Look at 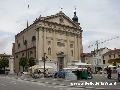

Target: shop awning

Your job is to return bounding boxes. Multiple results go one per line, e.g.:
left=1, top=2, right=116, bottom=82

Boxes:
left=107, top=58, right=120, bottom=63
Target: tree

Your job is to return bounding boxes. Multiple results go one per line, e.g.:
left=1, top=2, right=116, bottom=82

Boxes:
left=19, top=57, right=28, bottom=72
left=0, top=58, right=9, bottom=72
left=28, top=57, right=36, bottom=67
left=0, top=59, right=3, bottom=69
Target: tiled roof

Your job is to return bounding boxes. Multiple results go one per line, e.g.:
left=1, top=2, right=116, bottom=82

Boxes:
left=81, top=53, right=93, bottom=57
left=103, top=49, right=120, bottom=55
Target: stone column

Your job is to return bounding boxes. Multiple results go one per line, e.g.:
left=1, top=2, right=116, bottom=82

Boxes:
left=9, top=56, right=14, bottom=74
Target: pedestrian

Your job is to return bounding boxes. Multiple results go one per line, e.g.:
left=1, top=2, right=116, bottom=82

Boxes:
left=45, top=69, right=48, bottom=78
left=116, top=65, right=120, bottom=81
left=107, top=67, right=112, bottom=79
left=106, top=66, right=108, bottom=74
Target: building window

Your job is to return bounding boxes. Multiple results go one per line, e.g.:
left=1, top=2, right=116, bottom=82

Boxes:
left=18, top=43, right=20, bottom=48
left=86, top=58, right=87, bottom=60
left=99, top=52, right=101, bottom=56
left=48, top=41, right=51, bottom=45
left=30, top=51, right=33, bottom=55
left=70, top=44, right=73, bottom=48
left=32, top=36, right=36, bottom=42
left=57, top=42, right=65, bottom=47
left=48, top=47, right=51, bottom=55
left=99, top=59, right=101, bottom=64
left=109, top=55, right=111, bottom=58
left=103, top=60, right=105, bottom=64
left=114, top=54, right=115, bottom=58
left=118, top=54, right=120, bottom=57
left=71, top=50, right=73, bottom=57
left=16, top=55, right=18, bottom=58
left=24, top=40, right=27, bottom=45
left=103, top=56, right=104, bottom=59
left=22, top=53, right=24, bottom=57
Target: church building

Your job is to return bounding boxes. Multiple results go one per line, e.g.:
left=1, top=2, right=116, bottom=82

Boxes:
left=14, top=9, right=83, bottom=72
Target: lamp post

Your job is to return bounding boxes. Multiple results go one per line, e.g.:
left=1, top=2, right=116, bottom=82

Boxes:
left=42, top=53, right=48, bottom=78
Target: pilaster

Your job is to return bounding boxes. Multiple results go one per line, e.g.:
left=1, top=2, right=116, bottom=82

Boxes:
left=77, top=35, right=80, bottom=61
left=37, top=27, right=43, bottom=60
left=67, top=33, right=70, bottom=61
left=43, top=28, right=47, bottom=55
left=53, top=29, right=56, bottom=60
left=74, top=34, right=77, bottom=60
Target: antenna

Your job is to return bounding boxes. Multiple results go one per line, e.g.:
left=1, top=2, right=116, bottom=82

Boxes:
left=27, top=5, right=29, bottom=28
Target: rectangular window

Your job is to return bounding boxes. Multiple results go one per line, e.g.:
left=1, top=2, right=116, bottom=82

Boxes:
left=57, top=42, right=61, bottom=47
left=99, top=52, right=101, bottom=56
left=103, top=60, right=105, bottom=64
left=114, top=54, right=115, bottom=58
left=57, top=42, right=65, bottom=47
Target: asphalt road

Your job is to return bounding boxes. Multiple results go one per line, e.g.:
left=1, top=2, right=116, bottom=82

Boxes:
left=1, top=74, right=120, bottom=90
left=0, top=75, right=61, bottom=90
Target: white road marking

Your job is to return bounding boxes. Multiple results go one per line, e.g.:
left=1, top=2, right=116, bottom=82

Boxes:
left=85, top=87, right=94, bottom=89
left=67, top=88, right=84, bottom=90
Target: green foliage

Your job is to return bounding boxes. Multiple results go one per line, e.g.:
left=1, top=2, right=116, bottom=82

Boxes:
left=19, top=57, right=28, bottom=71
left=0, top=58, right=9, bottom=70
left=28, top=57, right=36, bottom=67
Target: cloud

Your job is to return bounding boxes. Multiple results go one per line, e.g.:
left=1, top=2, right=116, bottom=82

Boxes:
left=0, top=34, right=14, bottom=54
left=0, top=0, right=120, bottom=54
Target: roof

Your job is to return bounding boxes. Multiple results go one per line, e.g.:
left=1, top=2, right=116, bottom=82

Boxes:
left=15, top=11, right=81, bottom=37
left=81, top=53, right=93, bottom=57
left=103, top=49, right=120, bottom=56
left=0, top=54, right=12, bottom=57
left=37, top=11, right=79, bottom=27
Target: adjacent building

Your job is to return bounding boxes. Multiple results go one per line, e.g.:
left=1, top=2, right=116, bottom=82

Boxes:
left=14, top=10, right=83, bottom=72
left=103, top=48, right=120, bottom=68
left=0, top=53, right=12, bottom=71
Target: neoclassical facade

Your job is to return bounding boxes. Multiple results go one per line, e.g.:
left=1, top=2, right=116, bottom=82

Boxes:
left=14, top=10, right=83, bottom=72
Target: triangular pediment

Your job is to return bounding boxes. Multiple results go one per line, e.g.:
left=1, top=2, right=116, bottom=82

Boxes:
left=44, top=11, right=78, bottom=27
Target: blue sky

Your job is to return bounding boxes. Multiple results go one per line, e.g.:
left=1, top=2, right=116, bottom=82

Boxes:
left=0, top=0, right=120, bottom=54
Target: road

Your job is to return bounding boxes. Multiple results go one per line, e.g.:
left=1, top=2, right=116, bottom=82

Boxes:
left=0, top=74, right=120, bottom=90
left=0, top=75, right=61, bottom=90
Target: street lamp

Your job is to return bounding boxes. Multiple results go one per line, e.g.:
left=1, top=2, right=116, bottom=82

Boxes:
left=42, top=53, right=48, bottom=78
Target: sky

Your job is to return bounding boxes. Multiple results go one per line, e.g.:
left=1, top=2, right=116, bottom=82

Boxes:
left=0, top=0, right=120, bottom=55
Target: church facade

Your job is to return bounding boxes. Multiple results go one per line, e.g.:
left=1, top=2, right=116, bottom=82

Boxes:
left=14, top=10, right=83, bottom=72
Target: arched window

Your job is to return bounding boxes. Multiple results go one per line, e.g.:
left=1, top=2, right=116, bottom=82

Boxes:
left=32, top=36, right=36, bottom=42
left=22, top=53, right=24, bottom=56
left=24, top=40, right=27, bottom=45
